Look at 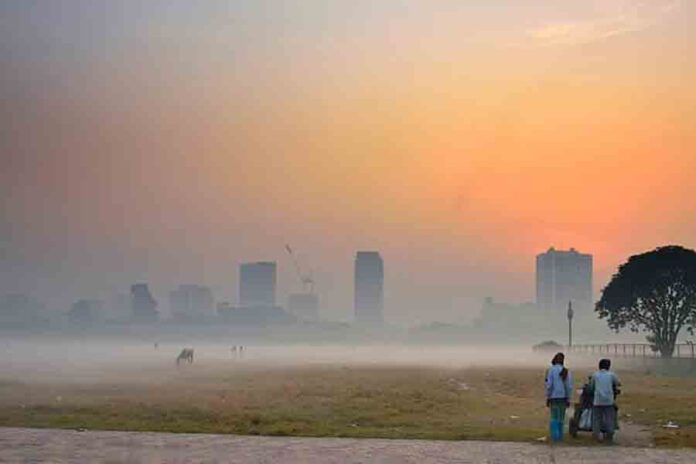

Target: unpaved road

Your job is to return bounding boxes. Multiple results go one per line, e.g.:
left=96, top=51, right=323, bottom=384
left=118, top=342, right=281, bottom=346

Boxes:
left=1, top=427, right=695, bottom=464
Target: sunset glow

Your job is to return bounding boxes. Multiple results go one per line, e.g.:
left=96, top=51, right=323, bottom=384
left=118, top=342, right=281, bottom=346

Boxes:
left=2, top=0, right=694, bottom=324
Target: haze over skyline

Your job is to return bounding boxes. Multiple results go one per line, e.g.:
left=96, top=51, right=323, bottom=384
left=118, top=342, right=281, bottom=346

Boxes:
left=2, top=1, right=694, bottom=325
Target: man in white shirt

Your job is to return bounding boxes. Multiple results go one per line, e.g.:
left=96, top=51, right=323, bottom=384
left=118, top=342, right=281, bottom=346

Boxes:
left=590, top=358, right=621, bottom=442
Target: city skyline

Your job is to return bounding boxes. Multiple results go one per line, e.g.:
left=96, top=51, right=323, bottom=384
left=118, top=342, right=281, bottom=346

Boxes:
left=0, top=242, right=691, bottom=326
left=2, top=245, right=602, bottom=327
left=2, top=1, right=695, bottom=325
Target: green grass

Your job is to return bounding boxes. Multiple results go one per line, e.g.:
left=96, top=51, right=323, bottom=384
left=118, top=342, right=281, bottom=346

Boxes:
left=1, top=364, right=694, bottom=446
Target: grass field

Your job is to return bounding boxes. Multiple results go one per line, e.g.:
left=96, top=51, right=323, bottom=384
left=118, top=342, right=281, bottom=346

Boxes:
left=1, top=362, right=695, bottom=447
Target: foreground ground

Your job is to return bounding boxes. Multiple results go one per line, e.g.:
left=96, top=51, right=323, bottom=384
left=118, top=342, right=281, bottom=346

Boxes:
left=0, top=360, right=694, bottom=447
left=2, top=427, right=696, bottom=464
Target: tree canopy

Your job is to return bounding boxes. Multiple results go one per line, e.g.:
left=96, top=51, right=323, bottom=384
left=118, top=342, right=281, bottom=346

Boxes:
left=596, top=245, right=696, bottom=357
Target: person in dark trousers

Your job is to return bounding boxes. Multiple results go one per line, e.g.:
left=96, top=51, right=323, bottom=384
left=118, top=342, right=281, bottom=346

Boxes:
left=545, top=352, right=573, bottom=442
left=590, top=358, right=621, bottom=443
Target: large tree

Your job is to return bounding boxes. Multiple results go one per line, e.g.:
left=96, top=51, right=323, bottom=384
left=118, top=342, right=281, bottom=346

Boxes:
left=596, top=246, right=696, bottom=358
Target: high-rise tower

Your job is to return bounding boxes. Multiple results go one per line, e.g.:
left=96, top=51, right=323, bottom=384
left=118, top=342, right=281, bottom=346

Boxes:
left=239, top=262, right=277, bottom=307
left=354, top=251, right=384, bottom=327
left=536, top=247, right=592, bottom=313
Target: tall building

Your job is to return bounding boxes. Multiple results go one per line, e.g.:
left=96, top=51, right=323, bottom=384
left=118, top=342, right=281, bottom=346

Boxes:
left=536, top=247, right=593, bottom=313
left=239, top=262, right=277, bottom=307
left=354, top=251, right=384, bottom=327
left=169, top=284, right=215, bottom=321
left=130, top=283, right=158, bottom=323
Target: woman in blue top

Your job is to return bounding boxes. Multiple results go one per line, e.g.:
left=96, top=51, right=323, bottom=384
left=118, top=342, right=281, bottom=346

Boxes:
left=545, top=352, right=573, bottom=442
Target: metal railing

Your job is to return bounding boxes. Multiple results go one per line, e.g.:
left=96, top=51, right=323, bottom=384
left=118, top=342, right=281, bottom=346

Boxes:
left=567, top=342, right=696, bottom=358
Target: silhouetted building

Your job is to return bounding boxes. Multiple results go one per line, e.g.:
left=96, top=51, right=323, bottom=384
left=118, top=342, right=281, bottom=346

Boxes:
left=67, top=299, right=103, bottom=327
left=536, top=247, right=593, bottom=313
left=239, top=262, right=276, bottom=307
left=0, top=293, right=43, bottom=328
left=287, top=293, right=319, bottom=321
left=354, top=251, right=384, bottom=327
left=216, top=301, right=234, bottom=314
left=217, top=304, right=296, bottom=325
left=475, top=297, right=541, bottom=332
left=130, top=283, right=158, bottom=323
left=169, top=284, right=214, bottom=322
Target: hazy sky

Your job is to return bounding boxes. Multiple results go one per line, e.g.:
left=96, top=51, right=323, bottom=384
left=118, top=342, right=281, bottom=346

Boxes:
left=1, top=0, right=694, bottom=325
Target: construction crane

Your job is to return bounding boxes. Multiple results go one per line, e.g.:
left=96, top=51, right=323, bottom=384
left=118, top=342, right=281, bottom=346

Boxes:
left=285, top=244, right=315, bottom=293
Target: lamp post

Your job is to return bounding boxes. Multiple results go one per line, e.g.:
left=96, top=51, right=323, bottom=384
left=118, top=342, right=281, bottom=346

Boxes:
left=567, top=301, right=574, bottom=350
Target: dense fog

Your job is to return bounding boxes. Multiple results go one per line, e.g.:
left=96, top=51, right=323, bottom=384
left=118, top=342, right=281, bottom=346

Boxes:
left=1, top=336, right=607, bottom=385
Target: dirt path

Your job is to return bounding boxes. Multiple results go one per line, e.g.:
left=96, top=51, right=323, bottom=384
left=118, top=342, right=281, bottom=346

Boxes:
left=1, top=427, right=695, bottom=464
left=615, top=422, right=654, bottom=447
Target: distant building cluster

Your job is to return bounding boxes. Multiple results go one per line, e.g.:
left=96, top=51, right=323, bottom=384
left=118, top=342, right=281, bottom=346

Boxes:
left=67, top=299, right=103, bottom=327
left=1, top=245, right=596, bottom=336
left=287, top=293, right=319, bottom=321
left=1, top=250, right=386, bottom=330
left=0, top=294, right=44, bottom=328
left=170, top=284, right=215, bottom=321
left=470, top=247, right=595, bottom=340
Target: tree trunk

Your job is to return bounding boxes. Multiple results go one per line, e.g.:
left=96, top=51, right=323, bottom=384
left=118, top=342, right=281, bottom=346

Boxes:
left=659, top=340, right=675, bottom=358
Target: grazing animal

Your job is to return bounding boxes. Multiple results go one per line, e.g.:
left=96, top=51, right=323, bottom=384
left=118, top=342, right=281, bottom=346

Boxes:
left=176, top=348, right=194, bottom=365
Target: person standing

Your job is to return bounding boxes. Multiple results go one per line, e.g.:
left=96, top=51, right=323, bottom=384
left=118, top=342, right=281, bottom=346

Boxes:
left=545, top=352, right=573, bottom=442
left=590, top=358, right=621, bottom=443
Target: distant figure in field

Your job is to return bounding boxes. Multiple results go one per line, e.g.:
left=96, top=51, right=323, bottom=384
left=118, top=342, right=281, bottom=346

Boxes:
left=231, top=346, right=237, bottom=358
left=544, top=352, right=572, bottom=442
left=154, top=342, right=159, bottom=350
left=239, top=345, right=244, bottom=358
left=176, top=348, right=194, bottom=365
left=590, top=358, right=621, bottom=443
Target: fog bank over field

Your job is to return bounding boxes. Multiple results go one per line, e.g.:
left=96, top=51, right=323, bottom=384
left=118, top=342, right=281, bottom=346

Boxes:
left=0, top=338, right=603, bottom=384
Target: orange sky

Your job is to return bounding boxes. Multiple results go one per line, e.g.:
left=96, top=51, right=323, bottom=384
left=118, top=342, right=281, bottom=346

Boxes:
left=1, top=0, right=694, bottom=324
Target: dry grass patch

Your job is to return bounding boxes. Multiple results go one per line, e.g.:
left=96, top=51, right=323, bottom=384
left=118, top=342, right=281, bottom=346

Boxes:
left=1, top=363, right=694, bottom=446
